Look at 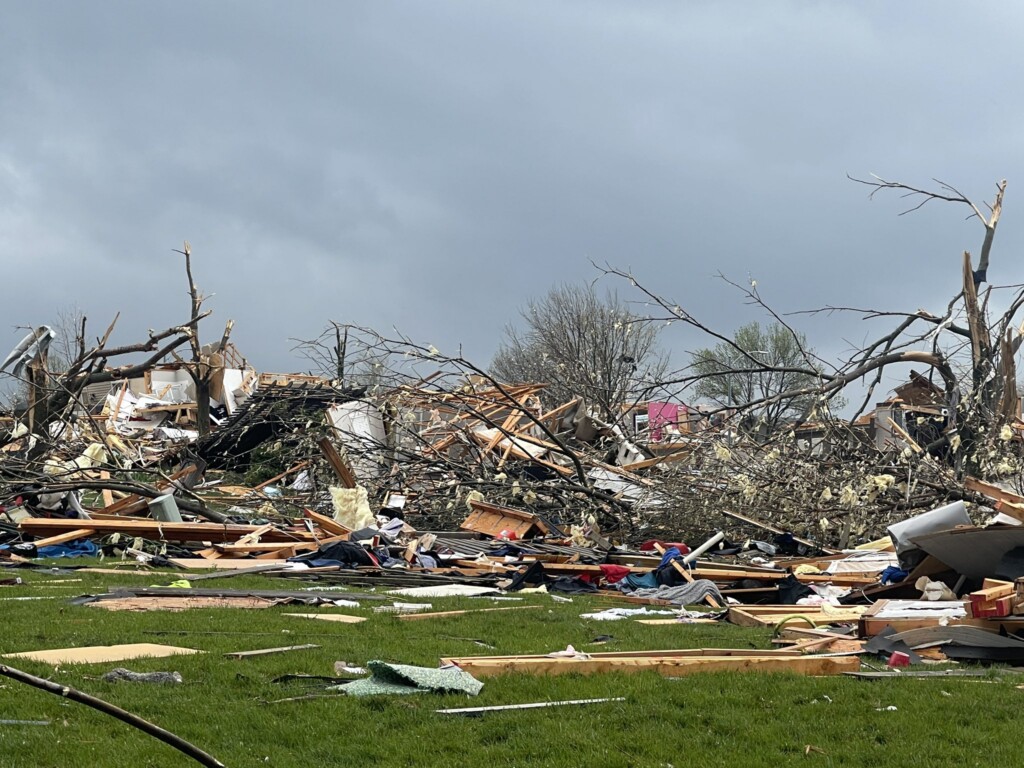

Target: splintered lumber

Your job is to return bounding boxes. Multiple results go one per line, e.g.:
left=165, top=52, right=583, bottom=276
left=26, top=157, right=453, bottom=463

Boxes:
left=396, top=605, right=542, bottom=621
left=318, top=437, right=357, bottom=488
left=254, top=461, right=310, bottom=491
left=963, top=475, right=1024, bottom=523
left=460, top=500, right=550, bottom=539
left=619, top=451, right=691, bottom=472
left=859, top=599, right=970, bottom=636
left=722, top=509, right=839, bottom=555
left=965, top=476, right=1024, bottom=507
left=2, top=643, right=201, bottom=665
left=224, top=644, right=320, bottom=659
left=20, top=518, right=313, bottom=544
left=442, top=653, right=859, bottom=678
left=100, top=470, right=115, bottom=507
left=302, top=508, right=352, bottom=537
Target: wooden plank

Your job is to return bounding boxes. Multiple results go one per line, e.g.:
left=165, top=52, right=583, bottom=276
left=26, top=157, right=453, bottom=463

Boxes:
left=302, top=508, right=352, bottom=537
left=30, top=528, right=97, bottom=548
left=721, top=509, right=839, bottom=554
left=225, top=644, right=320, bottom=659
left=283, top=613, right=367, bottom=624
left=214, top=542, right=317, bottom=553
left=460, top=499, right=548, bottom=538
left=443, top=654, right=859, bottom=678
left=728, top=606, right=866, bottom=629
left=20, top=518, right=312, bottom=544
left=255, top=546, right=299, bottom=560
left=965, top=476, right=1024, bottom=507
left=319, top=437, right=357, bottom=488
left=634, top=618, right=720, bottom=625
left=100, top=471, right=114, bottom=507
left=886, top=417, right=923, bottom=454
left=535, top=562, right=876, bottom=586
left=970, top=581, right=1014, bottom=602
left=445, top=648, right=806, bottom=663
left=397, top=606, right=542, bottom=621
left=619, top=451, right=692, bottom=472
left=254, top=461, right=310, bottom=491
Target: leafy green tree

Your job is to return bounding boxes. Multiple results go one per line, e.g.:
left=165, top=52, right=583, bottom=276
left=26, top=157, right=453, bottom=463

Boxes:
left=691, top=321, right=827, bottom=434
left=491, top=284, right=668, bottom=421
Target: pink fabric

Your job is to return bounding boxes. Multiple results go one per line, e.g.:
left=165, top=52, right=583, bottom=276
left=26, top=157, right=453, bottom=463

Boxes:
left=647, top=402, right=680, bottom=441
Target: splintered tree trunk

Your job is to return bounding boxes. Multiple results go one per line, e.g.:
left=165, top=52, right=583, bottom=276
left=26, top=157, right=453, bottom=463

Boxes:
left=26, top=356, right=49, bottom=433
left=195, top=378, right=212, bottom=437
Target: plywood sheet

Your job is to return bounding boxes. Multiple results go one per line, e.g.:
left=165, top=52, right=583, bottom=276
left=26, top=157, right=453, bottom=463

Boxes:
left=87, top=596, right=274, bottom=611
left=3, top=643, right=202, bottom=665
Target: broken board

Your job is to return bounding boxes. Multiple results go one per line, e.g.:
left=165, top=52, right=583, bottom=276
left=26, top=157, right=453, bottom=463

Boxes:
left=728, top=605, right=867, bottom=628
left=283, top=613, right=367, bottom=624
left=460, top=499, right=549, bottom=539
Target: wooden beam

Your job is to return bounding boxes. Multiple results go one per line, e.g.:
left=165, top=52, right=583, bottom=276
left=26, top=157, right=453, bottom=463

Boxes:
left=302, top=508, right=352, bottom=538
left=318, top=437, right=357, bottom=488
left=254, top=461, right=310, bottom=491
left=224, top=644, right=319, bottom=659
left=30, top=528, right=97, bottom=548
left=396, top=606, right=542, bottom=622
left=721, top=509, right=839, bottom=554
left=20, top=518, right=313, bottom=544
left=441, top=654, right=859, bottom=678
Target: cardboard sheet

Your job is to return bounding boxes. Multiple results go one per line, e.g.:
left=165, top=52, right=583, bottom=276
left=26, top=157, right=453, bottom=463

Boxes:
left=3, top=643, right=202, bottom=665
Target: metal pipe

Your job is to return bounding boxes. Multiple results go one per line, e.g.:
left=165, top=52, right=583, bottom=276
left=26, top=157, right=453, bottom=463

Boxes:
left=682, top=530, right=725, bottom=565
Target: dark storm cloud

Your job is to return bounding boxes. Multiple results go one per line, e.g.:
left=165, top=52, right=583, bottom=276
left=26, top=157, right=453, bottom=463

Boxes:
left=1, top=1, right=1022, bottom=392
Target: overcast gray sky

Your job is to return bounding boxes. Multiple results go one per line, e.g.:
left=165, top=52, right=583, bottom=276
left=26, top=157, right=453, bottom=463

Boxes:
left=2, top=2, right=1021, bottom=397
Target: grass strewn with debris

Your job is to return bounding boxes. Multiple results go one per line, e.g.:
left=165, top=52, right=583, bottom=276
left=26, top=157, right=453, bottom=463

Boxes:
left=0, top=563, right=1018, bottom=767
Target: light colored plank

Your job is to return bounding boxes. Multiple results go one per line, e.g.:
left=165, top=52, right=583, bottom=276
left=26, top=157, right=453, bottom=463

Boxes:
left=283, top=613, right=367, bottom=624
left=443, top=654, right=859, bottom=678
left=396, top=606, right=542, bottom=621
left=225, top=644, right=320, bottom=659
left=3, top=643, right=201, bottom=665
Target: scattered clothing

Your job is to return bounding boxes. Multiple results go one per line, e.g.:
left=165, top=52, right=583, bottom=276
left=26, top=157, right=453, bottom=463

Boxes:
left=619, top=579, right=725, bottom=607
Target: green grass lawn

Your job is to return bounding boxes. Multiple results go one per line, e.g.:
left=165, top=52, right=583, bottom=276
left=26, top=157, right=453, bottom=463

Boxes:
left=0, top=562, right=1018, bottom=767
